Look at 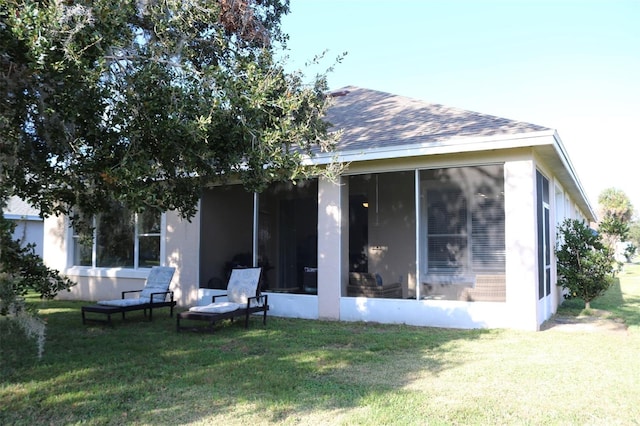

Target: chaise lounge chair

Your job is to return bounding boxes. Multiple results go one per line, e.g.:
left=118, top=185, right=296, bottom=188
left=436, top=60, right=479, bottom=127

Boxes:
left=81, top=266, right=176, bottom=324
left=177, top=267, right=268, bottom=332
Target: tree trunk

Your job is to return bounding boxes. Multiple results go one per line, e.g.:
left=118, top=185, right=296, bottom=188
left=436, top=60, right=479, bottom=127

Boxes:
left=585, top=301, right=591, bottom=309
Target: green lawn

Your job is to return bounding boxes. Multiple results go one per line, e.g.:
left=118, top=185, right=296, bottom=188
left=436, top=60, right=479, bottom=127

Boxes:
left=2, top=265, right=640, bottom=425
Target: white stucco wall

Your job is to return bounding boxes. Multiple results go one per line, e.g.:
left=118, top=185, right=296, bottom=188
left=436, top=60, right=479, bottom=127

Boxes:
left=165, top=209, right=200, bottom=307
left=316, top=176, right=346, bottom=320
left=43, top=208, right=201, bottom=306
left=340, top=297, right=511, bottom=329
left=504, top=159, right=539, bottom=330
left=9, top=218, right=44, bottom=258
left=265, top=293, right=319, bottom=319
left=43, top=214, right=68, bottom=274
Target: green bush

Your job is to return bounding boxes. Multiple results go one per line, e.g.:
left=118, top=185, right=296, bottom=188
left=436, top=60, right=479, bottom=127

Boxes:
left=556, top=219, right=616, bottom=309
left=1, top=215, right=73, bottom=359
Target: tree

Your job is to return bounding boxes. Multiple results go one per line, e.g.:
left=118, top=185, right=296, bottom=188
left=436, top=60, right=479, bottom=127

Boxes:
left=0, top=205, right=73, bottom=358
left=628, top=220, right=640, bottom=250
left=597, top=188, right=634, bottom=251
left=1, top=0, right=337, bottom=223
left=1, top=1, right=338, bottom=283
left=556, top=219, right=616, bottom=309
left=0, top=0, right=338, bottom=353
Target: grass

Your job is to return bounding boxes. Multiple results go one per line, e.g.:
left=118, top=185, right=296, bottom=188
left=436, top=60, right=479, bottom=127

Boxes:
left=2, top=265, right=640, bottom=425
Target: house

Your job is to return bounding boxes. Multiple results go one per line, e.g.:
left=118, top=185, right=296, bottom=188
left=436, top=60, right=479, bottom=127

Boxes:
left=3, top=196, right=44, bottom=257
left=44, top=86, right=595, bottom=330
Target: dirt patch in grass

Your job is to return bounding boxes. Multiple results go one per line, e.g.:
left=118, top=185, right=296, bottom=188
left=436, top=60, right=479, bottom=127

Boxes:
left=541, top=309, right=628, bottom=334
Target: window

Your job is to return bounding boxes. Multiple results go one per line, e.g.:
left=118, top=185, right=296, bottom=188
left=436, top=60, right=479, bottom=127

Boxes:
left=425, top=184, right=468, bottom=274
left=537, top=170, right=551, bottom=299
left=420, top=165, right=505, bottom=295
left=72, top=205, right=162, bottom=268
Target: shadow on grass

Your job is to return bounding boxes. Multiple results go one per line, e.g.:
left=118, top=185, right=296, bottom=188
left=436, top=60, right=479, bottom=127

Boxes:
left=0, top=299, right=495, bottom=425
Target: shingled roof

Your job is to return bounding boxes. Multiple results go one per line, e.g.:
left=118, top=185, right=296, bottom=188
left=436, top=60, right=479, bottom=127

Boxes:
left=325, top=86, right=551, bottom=152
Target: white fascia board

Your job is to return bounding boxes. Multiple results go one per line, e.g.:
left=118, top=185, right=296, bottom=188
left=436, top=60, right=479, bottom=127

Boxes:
left=551, top=131, right=597, bottom=221
left=302, top=130, right=558, bottom=165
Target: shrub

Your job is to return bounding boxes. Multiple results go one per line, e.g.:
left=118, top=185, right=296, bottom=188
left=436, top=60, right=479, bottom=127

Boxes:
left=624, top=243, right=637, bottom=263
left=556, top=219, right=616, bottom=309
left=0, top=215, right=73, bottom=359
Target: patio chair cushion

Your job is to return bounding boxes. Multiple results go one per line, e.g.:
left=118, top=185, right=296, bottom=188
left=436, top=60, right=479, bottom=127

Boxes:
left=98, top=298, right=150, bottom=307
left=188, top=302, right=241, bottom=314
left=227, top=268, right=262, bottom=304
left=139, top=266, right=175, bottom=302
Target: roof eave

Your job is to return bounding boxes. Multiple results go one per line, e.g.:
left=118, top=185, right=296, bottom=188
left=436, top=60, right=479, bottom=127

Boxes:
left=301, top=129, right=596, bottom=222
left=550, top=131, right=597, bottom=222
left=302, top=130, right=557, bottom=165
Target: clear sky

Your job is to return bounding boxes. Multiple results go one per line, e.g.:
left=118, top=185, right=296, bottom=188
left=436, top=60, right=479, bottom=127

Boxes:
left=281, top=0, right=640, bottom=216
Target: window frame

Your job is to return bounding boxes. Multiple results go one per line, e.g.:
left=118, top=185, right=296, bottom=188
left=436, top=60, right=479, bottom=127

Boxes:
left=70, top=210, right=165, bottom=270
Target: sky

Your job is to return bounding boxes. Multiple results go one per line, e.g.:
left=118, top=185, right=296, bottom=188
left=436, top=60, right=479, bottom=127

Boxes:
left=280, top=0, right=640, bottom=216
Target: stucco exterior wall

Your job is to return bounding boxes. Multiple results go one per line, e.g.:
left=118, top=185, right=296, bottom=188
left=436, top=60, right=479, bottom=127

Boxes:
left=10, top=218, right=44, bottom=258
left=503, top=159, right=539, bottom=330
left=165, top=209, right=201, bottom=307
left=317, top=176, right=346, bottom=320
left=43, top=214, right=67, bottom=273
left=43, top=208, right=201, bottom=306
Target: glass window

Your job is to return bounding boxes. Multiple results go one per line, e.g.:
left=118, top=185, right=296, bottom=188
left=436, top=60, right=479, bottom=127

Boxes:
left=72, top=205, right=162, bottom=269
left=137, top=210, right=162, bottom=268
left=96, top=204, right=135, bottom=267
left=419, top=165, right=505, bottom=301
left=425, top=185, right=468, bottom=272
left=537, top=170, right=551, bottom=299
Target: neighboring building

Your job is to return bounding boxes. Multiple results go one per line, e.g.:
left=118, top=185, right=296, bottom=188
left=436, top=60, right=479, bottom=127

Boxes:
left=44, top=87, right=595, bottom=330
left=3, top=196, right=44, bottom=257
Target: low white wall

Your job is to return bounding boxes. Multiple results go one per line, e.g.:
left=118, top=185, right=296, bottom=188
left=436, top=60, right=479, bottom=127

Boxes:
left=55, top=268, right=150, bottom=302
left=265, top=293, right=319, bottom=320
left=339, top=297, right=512, bottom=329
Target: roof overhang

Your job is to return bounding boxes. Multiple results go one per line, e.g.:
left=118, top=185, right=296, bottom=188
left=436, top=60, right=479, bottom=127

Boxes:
left=302, top=129, right=596, bottom=222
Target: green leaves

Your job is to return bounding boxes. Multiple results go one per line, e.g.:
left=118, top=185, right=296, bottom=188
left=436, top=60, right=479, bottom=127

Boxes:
left=0, top=213, right=74, bottom=315
left=2, top=0, right=335, bottom=224
left=556, top=219, right=616, bottom=308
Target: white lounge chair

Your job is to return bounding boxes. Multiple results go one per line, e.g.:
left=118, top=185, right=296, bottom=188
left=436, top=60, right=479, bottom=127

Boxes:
left=176, top=267, right=268, bottom=332
left=81, top=266, right=176, bottom=324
